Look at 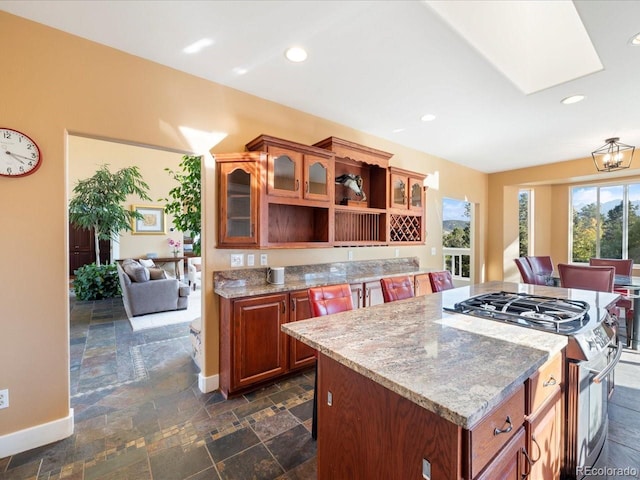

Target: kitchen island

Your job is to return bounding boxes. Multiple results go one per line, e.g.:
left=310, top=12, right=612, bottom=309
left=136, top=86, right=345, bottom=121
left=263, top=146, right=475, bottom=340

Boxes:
left=282, top=281, right=616, bottom=479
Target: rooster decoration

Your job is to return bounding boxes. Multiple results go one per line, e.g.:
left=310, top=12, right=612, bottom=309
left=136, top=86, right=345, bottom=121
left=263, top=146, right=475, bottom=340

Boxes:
left=335, top=173, right=366, bottom=202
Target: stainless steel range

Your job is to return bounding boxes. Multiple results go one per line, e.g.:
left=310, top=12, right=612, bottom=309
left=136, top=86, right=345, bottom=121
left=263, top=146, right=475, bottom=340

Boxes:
left=446, top=291, right=623, bottom=480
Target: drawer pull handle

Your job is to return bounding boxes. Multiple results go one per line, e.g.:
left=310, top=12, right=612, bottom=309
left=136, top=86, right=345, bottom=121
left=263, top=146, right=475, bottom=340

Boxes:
left=493, top=416, right=513, bottom=435
left=530, top=436, right=541, bottom=463
left=522, top=445, right=533, bottom=479
left=543, top=375, right=557, bottom=387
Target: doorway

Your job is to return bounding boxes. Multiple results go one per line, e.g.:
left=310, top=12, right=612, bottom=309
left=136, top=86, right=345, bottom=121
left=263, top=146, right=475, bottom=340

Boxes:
left=69, top=223, right=110, bottom=275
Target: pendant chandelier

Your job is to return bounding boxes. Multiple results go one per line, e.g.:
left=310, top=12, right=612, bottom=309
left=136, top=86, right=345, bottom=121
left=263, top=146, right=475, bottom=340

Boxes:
left=592, top=137, right=635, bottom=172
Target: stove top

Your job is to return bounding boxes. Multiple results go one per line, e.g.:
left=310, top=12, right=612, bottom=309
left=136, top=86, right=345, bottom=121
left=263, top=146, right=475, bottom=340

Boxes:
left=444, top=291, right=616, bottom=361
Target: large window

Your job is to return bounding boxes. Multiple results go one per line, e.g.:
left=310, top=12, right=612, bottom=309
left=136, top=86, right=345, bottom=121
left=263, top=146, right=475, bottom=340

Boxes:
left=442, top=197, right=471, bottom=279
left=519, top=190, right=531, bottom=257
left=571, top=183, right=640, bottom=262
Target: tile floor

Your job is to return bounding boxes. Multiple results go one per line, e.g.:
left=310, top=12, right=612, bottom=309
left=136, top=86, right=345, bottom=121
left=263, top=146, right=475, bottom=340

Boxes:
left=1, top=297, right=639, bottom=479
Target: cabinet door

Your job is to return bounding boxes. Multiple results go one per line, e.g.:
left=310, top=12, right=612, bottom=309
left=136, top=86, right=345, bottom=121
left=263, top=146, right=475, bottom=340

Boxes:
left=218, top=161, right=259, bottom=246
left=409, top=177, right=423, bottom=211
left=390, top=173, right=408, bottom=209
left=303, top=154, right=332, bottom=202
left=232, top=294, right=288, bottom=389
left=364, top=280, right=384, bottom=307
left=289, top=290, right=316, bottom=370
left=350, top=283, right=364, bottom=308
left=267, top=146, right=302, bottom=198
left=475, top=426, right=525, bottom=480
left=414, top=273, right=432, bottom=296
left=526, top=391, right=562, bottom=480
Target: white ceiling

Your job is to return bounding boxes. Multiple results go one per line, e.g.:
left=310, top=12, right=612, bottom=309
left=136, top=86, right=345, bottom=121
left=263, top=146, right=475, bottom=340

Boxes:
left=3, top=0, right=640, bottom=173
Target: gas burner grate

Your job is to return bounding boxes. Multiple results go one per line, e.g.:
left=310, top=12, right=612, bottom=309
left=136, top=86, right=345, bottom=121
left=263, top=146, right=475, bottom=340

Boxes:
left=447, top=291, right=590, bottom=333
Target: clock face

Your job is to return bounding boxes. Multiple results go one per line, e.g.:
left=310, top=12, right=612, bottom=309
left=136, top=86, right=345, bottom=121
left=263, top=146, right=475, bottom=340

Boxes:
left=0, top=128, right=42, bottom=177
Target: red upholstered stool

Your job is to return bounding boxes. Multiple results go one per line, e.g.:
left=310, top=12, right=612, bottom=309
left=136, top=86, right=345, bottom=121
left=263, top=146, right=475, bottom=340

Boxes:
left=307, top=284, right=354, bottom=439
left=380, top=276, right=415, bottom=302
left=428, top=271, right=455, bottom=292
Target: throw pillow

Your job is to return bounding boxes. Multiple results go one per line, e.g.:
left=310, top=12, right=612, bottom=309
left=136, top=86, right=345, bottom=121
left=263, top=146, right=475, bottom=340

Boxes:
left=123, top=261, right=150, bottom=283
left=139, top=258, right=155, bottom=268
left=148, top=267, right=166, bottom=280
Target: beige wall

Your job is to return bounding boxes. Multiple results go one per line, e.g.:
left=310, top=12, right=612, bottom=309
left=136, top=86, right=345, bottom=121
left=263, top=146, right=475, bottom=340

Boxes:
left=0, top=11, right=489, bottom=446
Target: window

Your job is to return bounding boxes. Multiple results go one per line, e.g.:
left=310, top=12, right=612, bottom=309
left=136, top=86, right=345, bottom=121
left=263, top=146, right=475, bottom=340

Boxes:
left=442, top=198, right=471, bottom=279
left=519, top=190, right=531, bottom=257
left=571, top=183, right=640, bottom=262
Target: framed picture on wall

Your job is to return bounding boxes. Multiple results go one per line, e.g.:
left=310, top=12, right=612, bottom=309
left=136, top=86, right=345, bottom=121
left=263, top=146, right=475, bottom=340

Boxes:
left=131, top=205, right=166, bottom=235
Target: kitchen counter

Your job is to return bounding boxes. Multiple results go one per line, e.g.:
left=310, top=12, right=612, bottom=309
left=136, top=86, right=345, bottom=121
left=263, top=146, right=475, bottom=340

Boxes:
left=281, top=280, right=619, bottom=429
left=214, top=256, right=432, bottom=299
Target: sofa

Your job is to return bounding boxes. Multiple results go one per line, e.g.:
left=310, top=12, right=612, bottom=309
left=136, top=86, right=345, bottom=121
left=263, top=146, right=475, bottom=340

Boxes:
left=117, top=259, right=190, bottom=317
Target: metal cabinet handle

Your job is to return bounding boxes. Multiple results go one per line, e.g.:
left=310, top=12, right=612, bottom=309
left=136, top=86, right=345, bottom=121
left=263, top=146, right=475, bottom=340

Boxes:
left=305, top=181, right=309, bottom=193
left=522, top=445, right=533, bottom=479
left=543, top=375, right=557, bottom=387
left=493, top=416, right=513, bottom=435
left=530, top=435, right=541, bottom=463
left=295, top=179, right=300, bottom=191
left=291, top=299, right=295, bottom=312
left=282, top=301, right=286, bottom=314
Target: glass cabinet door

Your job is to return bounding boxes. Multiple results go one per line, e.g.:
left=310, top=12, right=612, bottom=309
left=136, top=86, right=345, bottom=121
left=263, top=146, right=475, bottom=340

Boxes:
left=219, top=161, right=258, bottom=246
left=391, top=174, right=407, bottom=208
left=409, top=179, right=423, bottom=210
left=303, top=154, right=332, bottom=202
left=267, top=147, right=302, bottom=197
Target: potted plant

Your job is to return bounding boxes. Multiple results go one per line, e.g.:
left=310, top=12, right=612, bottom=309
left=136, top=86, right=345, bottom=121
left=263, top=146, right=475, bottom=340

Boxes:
left=69, top=164, right=151, bottom=300
left=161, top=154, right=202, bottom=255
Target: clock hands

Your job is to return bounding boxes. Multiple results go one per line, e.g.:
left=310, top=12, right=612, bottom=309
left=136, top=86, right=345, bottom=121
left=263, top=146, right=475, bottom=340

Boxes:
left=4, top=151, right=30, bottom=164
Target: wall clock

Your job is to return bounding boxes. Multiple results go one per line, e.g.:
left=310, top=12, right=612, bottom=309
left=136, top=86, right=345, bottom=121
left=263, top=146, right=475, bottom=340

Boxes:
left=0, top=127, right=42, bottom=177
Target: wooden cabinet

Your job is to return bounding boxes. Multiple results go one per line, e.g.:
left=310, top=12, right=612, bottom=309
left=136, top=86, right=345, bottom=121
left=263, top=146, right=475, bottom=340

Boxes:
left=389, top=167, right=425, bottom=211
left=350, top=282, right=364, bottom=308
left=525, top=390, right=562, bottom=480
left=220, top=289, right=316, bottom=397
left=216, top=152, right=263, bottom=247
left=288, top=290, right=316, bottom=370
left=217, top=134, right=426, bottom=248
left=475, top=427, right=526, bottom=480
left=364, top=280, right=384, bottom=306
left=414, top=273, right=432, bottom=296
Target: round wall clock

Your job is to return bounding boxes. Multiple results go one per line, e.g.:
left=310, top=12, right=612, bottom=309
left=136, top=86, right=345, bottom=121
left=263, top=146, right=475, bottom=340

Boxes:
left=0, top=127, right=42, bottom=177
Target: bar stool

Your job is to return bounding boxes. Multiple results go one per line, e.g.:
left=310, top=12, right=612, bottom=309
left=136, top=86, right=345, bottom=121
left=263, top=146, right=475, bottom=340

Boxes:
left=380, top=276, right=415, bottom=302
left=307, top=284, right=354, bottom=439
left=428, top=271, right=455, bottom=292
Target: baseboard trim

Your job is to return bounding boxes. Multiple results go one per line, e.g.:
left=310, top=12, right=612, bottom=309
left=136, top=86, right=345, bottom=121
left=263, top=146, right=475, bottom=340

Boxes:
left=198, top=372, right=219, bottom=393
left=0, top=408, right=74, bottom=458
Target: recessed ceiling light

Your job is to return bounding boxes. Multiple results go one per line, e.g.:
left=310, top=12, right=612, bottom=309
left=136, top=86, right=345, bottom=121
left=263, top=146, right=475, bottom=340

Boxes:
left=630, top=33, right=640, bottom=45
left=285, top=46, right=308, bottom=63
left=393, top=128, right=405, bottom=133
left=183, top=38, right=214, bottom=54
left=421, top=114, right=436, bottom=122
left=232, top=67, right=248, bottom=76
left=561, top=94, right=585, bottom=105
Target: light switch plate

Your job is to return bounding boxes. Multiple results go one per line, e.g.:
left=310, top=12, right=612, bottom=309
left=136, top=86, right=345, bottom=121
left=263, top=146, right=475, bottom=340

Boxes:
left=431, top=247, right=437, bottom=255
left=260, top=254, right=268, bottom=266
left=230, top=254, right=244, bottom=267
left=247, top=254, right=255, bottom=266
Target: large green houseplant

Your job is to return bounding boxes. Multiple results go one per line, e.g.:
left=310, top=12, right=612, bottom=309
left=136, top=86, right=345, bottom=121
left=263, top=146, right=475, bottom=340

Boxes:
left=69, top=164, right=151, bottom=300
left=161, top=154, right=202, bottom=255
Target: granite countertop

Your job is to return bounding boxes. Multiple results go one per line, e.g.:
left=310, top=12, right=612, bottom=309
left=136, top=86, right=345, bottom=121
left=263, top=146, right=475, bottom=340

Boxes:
left=214, top=257, right=433, bottom=299
left=282, top=281, right=605, bottom=429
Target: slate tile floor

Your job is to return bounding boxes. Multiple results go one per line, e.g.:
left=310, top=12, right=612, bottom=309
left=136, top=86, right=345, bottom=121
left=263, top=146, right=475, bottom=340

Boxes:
left=2, top=297, right=640, bottom=479
left=0, top=296, right=316, bottom=480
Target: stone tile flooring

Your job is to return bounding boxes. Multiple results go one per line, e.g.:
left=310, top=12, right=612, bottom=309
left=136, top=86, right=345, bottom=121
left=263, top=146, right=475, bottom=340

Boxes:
left=0, top=296, right=316, bottom=480
left=1, top=296, right=639, bottom=479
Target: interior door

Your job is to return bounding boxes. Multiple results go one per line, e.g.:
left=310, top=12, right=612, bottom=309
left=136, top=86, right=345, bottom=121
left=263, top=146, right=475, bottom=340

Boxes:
left=69, top=223, right=110, bottom=274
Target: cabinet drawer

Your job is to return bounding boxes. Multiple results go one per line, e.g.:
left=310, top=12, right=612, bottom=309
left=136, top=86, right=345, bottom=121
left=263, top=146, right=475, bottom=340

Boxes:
left=468, top=384, right=525, bottom=479
left=527, top=352, right=562, bottom=414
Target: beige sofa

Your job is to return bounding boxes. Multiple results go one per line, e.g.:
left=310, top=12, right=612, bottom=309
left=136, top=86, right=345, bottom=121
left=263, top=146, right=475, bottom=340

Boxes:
left=117, top=260, right=190, bottom=317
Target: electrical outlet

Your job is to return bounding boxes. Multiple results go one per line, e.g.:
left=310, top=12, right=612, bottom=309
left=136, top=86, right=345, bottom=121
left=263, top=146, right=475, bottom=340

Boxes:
left=230, top=254, right=244, bottom=267
left=0, top=389, right=8, bottom=409
left=260, top=254, right=268, bottom=266
left=247, top=254, right=255, bottom=266
left=395, top=248, right=399, bottom=258
left=431, top=247, right=437, bottom=256
left=348, top=250, right=353, bottom=261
